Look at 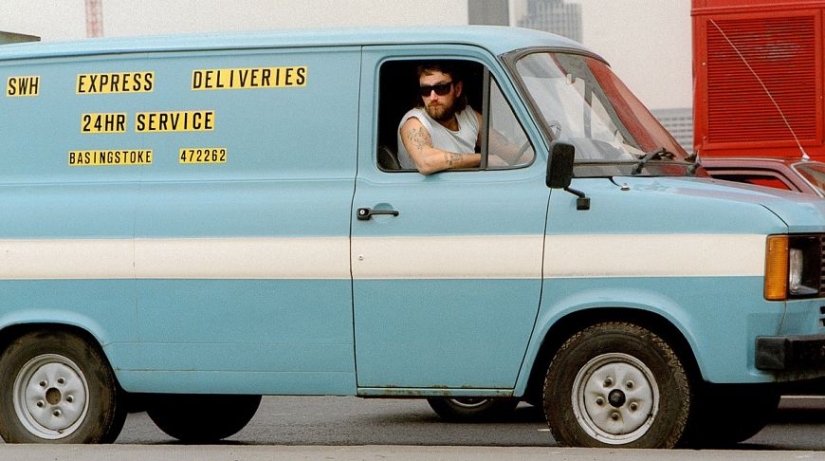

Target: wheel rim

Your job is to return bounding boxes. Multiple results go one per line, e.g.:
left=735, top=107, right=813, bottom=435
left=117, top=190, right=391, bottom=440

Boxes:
left=447, top=398, right=490, bottom=409
left=13, top=354, right=89, bottom=440
left=571, top=352, right=658, bottom=445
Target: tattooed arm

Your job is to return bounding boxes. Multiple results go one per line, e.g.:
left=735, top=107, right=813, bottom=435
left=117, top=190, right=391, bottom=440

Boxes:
left=399, top=117, right=481, bottom=175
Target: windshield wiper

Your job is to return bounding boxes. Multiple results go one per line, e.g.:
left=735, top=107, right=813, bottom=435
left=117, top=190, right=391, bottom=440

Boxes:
left=685, top=152, right=701, bottom=176
left=632, top=147, right=675, bottom=175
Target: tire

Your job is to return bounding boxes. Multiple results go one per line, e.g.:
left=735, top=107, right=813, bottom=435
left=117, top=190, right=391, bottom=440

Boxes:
left=0, top=331, right=126, bottom=443
left=427, top=397, right=519, bottom=422
left=682, top=385, right=780, bottom=447
left=544, top=322, right=690, bottom=448
left=147, top=394, right=261, bottom=442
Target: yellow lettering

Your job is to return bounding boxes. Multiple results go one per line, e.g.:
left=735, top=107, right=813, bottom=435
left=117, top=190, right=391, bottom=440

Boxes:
left=81, top=113, right=127, bottom=134
left=68, top=150, right=153, bottom=166
left=6, top=76, right=40, bottom=97
left=191, top=66, right=308, bottom=90
left=179, top=147, right=227, bottom=164
left=134, top=110, right=215, bottom=133
left=76, top=72, right=155, bottom=94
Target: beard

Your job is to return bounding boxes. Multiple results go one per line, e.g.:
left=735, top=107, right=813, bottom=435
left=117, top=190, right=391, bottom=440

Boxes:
left=425, top=101, right=457, bottom=122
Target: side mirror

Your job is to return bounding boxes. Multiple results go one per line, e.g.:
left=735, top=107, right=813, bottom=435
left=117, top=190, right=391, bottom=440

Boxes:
left=546, top=141, right=575, bottom=189
left=546, top=141, right=590, bottom=210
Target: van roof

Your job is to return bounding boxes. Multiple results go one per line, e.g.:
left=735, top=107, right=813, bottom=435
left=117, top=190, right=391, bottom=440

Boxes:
left=0, top=26, right=597, bottom=61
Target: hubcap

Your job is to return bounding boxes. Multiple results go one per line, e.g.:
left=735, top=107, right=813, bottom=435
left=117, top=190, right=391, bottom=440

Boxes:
left=571, top=352, right=658, bottom=444
left=608, top=389, right=627, bottom=408
left=13, top=354, right=89, bottom=439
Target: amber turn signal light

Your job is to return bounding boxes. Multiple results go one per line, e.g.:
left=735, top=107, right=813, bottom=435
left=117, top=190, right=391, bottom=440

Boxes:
left=764, top=236, right=788, bottom=301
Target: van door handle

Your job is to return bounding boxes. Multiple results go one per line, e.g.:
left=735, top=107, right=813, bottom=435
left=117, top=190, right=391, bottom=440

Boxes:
left=357, top=207, right=399, bottom=221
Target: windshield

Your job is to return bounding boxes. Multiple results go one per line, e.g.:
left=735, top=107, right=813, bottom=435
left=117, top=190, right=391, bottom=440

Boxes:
left=514, top=52, right=688, bottom=163
left=793, top=162, right=825, bottom=197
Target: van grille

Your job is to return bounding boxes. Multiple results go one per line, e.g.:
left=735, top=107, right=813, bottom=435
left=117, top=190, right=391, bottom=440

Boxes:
left=820, top=235, right=825, bottom=296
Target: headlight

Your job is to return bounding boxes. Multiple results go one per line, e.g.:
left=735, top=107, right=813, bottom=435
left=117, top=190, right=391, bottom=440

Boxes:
left=789, top=248, right=806, bottom=294
left=765, top=235, right=822, bottom=300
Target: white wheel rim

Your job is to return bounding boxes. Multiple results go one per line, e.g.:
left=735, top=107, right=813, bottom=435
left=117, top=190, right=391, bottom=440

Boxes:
left=571, top=352, right=659, bottom=445
left=447, top=398, right=490, bottom=409
left=13, top=354, right=90, bottom=439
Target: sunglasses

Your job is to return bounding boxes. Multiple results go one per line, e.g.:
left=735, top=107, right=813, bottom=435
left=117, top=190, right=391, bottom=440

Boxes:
left=419, top=81, right=453, bottom=97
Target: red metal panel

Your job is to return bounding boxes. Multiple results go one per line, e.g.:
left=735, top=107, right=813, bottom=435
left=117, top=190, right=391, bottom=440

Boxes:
left=706, top=14, right=818, bottom=143
left=694, top=0, right=825, bottom=15
left=693, top=6, right=825, bottom=160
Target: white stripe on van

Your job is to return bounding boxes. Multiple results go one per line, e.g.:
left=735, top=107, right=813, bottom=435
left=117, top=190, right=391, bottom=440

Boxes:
left=136, top=237, right=350, bottom=279
left=543, top=234, right=766, bottom=278
left=351, top=235, right=545, bottom=280
left=0, top=234, right=765, bottom=281
left=353, top=234, right=765, bottom=280
left=0, top=239, right=137, bottom=280
left=0, top=238, right=350, bottom=280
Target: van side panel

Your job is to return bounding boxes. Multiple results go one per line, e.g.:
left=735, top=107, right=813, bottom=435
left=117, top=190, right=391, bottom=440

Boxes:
left=0, top=46, right=361, bottom=395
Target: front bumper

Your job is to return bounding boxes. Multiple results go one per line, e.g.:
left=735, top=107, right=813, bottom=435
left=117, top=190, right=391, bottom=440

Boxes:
left=756, top=335, right=825, bottom=371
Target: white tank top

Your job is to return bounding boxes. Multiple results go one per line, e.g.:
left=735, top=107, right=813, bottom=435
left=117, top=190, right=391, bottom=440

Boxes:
left=396, top=106, right=479, bottom=170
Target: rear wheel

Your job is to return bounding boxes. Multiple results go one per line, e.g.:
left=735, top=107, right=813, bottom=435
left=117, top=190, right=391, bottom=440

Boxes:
left=0, top=331, right=126, bottom=443
left=544, top=322, right=690, bottom=448
left=147, top=394, right=261, bottom=443
left=427, top=397, right=519, bottom=422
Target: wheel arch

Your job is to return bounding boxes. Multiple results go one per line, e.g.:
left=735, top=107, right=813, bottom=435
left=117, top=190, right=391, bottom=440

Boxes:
left=0, top=322, right=120, bottom=385
left=0, top=322, right=130, bottom=443
left=522, top=307, right=702, bottom=405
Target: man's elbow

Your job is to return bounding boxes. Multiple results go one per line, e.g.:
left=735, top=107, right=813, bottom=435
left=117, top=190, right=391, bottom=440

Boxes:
left=417, top=165, right=440, bottom=175
left=410, top=151, right=448, bottom=175
left=415, top=160, right=445, bottom=175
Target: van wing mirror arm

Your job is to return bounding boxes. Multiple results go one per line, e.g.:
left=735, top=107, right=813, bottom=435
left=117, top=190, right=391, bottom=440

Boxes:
left=546, top=141, right=590, bottom=211
left=564, top=187, right=591, bottom=211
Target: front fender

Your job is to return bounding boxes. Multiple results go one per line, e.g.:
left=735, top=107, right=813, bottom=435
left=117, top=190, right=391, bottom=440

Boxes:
left=516, top=276, right=780, bottom=395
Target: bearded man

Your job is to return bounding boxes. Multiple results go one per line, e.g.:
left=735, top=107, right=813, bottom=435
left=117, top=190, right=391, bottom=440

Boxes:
left=396, top=62, right=485, bottom=174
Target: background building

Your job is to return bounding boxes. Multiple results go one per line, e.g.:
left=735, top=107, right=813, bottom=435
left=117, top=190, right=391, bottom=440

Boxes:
left=469, top=0, right=510, bottom=25
left=515, top=0, right=582, bottom=42
left=652, top=108, right=694, bottom=152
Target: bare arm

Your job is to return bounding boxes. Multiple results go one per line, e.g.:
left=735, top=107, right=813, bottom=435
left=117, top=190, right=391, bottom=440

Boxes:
left=400, top=117, right=480, bottom=175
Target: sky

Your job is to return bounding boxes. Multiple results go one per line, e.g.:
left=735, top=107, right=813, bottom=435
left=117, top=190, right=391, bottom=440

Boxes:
left=0, top=0, right=692, bottom=110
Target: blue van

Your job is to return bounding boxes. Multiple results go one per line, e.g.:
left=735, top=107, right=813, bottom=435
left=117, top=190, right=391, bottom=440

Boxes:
left=0, top=26, right=824, bottom=448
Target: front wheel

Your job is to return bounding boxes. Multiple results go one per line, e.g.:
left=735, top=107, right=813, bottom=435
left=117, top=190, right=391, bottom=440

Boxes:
left=147, top=394, right=261, bottom=443
left=0, top=331, right=126, bottom=443
left=427, top=397, right=519, bottom=422
left=544, top=322, right=690, bottom=448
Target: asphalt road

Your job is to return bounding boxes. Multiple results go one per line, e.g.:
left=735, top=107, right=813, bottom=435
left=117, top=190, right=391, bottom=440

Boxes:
left=3, top=395, right=825, bottom=460
left=116, top=396, right=549, bottom=446
left=111, top=395, right=825, bottom=448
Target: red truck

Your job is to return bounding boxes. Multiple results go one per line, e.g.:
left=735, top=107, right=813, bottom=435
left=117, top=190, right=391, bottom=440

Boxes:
left=693, top=0, right=825, bottom=195
left=701, top=156, right=825, bottom=197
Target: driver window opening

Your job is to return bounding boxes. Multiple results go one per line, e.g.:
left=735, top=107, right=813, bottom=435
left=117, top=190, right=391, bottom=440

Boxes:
left=376, top=59, right=534, bottom=172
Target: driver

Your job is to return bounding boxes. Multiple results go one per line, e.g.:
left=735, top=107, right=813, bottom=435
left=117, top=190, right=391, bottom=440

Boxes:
left=397, top=62, right=520, bottom=175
